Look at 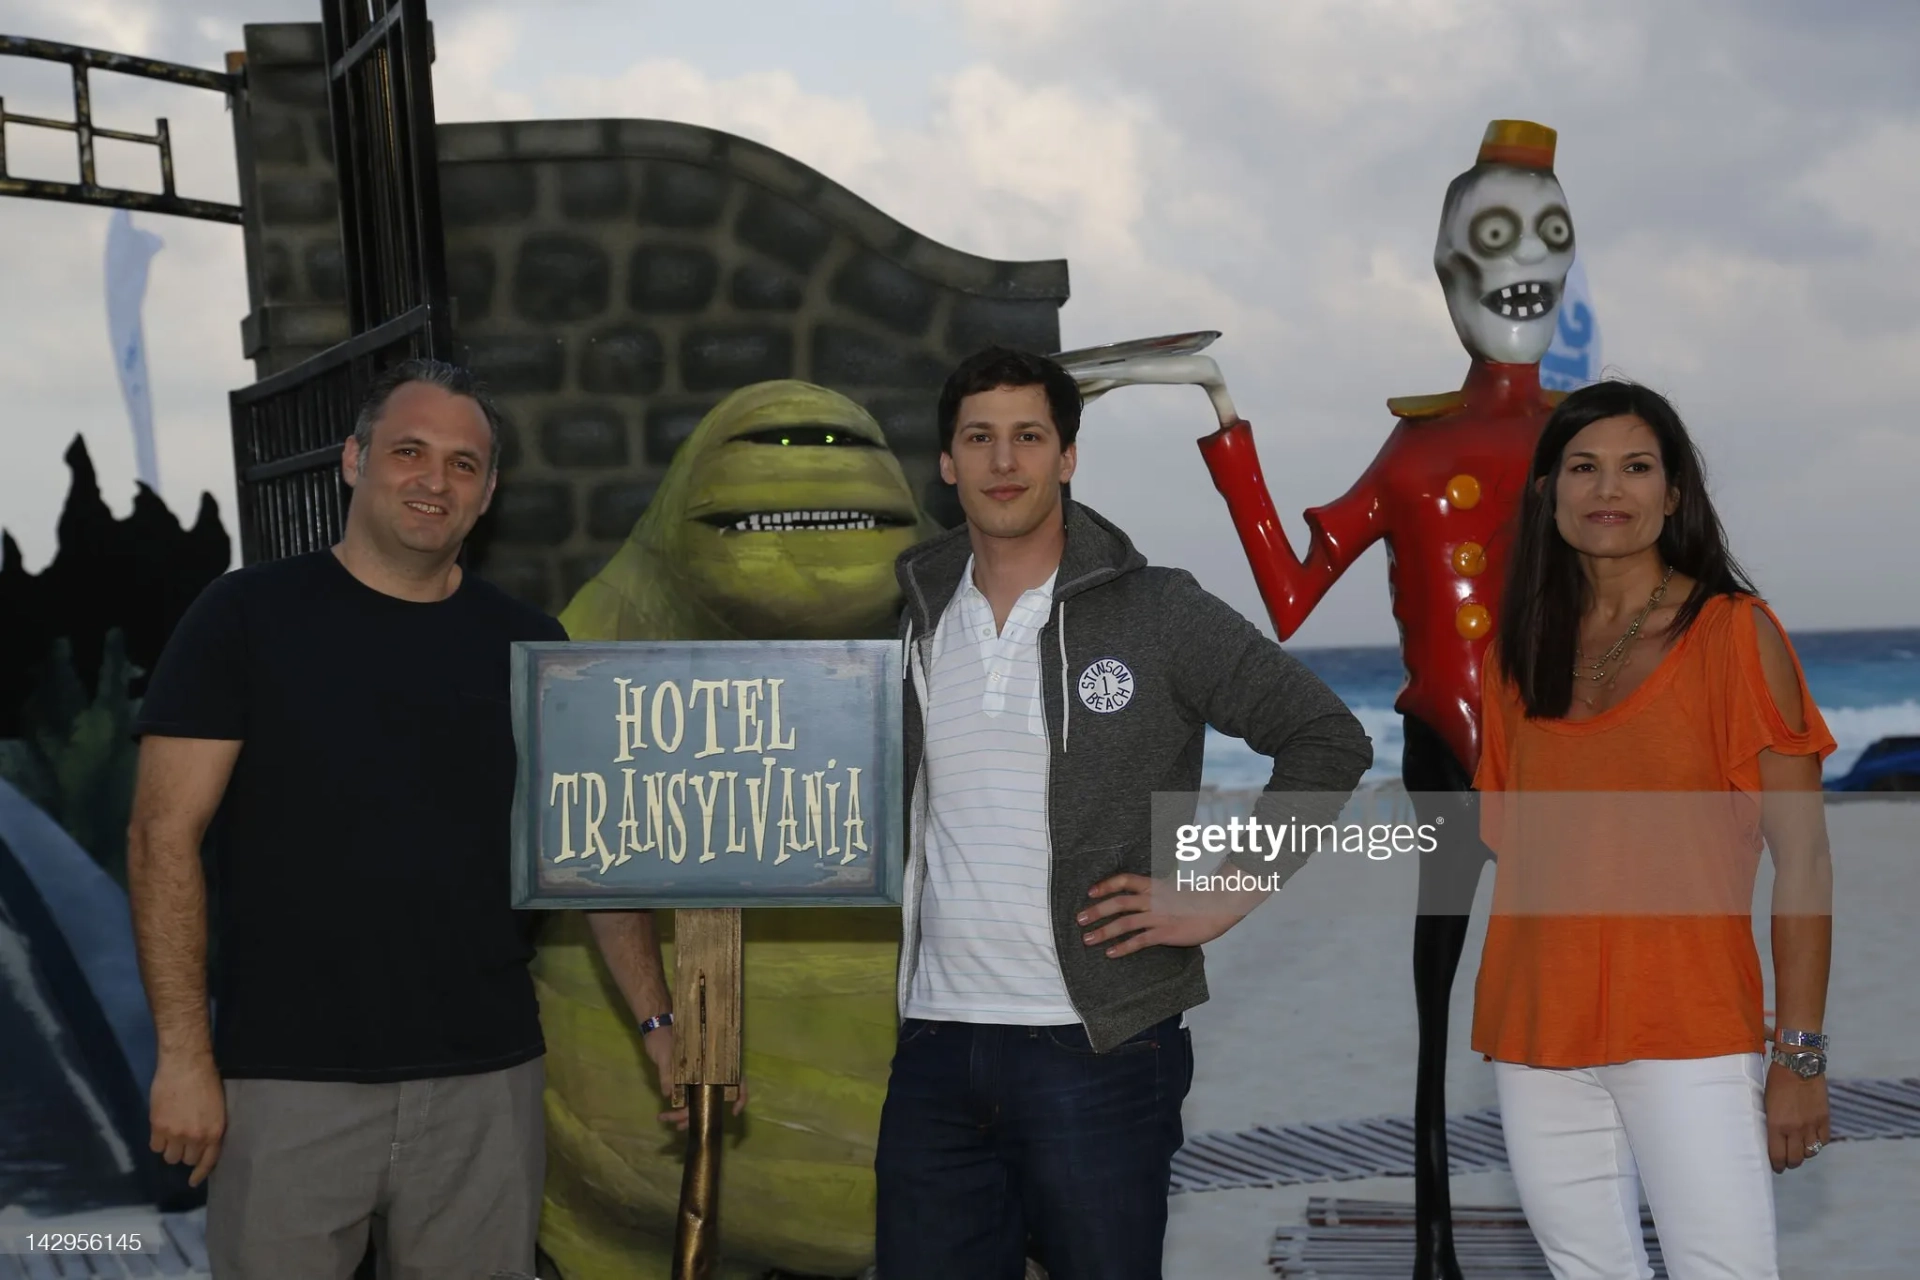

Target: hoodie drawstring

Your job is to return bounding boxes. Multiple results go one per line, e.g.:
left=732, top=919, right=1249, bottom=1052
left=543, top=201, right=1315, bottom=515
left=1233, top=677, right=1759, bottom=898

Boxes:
left=1057, top=600, right=1069, bottom=754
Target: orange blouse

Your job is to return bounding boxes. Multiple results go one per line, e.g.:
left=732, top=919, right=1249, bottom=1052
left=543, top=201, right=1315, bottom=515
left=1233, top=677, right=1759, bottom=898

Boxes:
left=1470, top=593, right=1836, bottom=1067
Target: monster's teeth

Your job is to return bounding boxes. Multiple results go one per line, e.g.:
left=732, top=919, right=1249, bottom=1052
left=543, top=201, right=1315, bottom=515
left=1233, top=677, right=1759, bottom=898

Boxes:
left=1533, top=302, right=1545, bottom=314
left=1502, top=287, right=1512, bottom=299
left=1502, top=305, right=1513, bottom=316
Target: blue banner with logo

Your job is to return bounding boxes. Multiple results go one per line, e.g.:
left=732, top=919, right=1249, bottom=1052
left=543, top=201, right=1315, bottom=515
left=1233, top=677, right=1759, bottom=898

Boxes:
left=1541, top=256, right=1602, bottom=391
left=104, top=210, right=165, bottom=494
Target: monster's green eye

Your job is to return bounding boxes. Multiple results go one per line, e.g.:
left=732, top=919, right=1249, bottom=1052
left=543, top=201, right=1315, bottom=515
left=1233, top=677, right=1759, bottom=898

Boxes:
left=738, top=425, right=878, bottom=447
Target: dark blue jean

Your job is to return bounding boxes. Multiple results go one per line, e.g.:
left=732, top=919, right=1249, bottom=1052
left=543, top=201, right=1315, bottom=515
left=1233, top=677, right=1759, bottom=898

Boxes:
left=873, top=1015, right=1193, bottom=1280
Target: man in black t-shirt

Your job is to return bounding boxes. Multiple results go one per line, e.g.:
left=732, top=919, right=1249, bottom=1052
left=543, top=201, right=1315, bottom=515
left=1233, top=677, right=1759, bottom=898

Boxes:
left=127, top=359, right=678, bottom=1278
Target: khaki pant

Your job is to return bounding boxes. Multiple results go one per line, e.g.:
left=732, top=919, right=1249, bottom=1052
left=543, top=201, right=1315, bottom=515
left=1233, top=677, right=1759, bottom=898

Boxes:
left=206, top=1056, right=544, bottom=1280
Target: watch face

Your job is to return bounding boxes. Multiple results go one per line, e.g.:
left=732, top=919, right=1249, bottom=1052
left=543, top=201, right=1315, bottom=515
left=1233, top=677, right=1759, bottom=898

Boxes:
left=1778, top=1048, right=1824, bottom=1078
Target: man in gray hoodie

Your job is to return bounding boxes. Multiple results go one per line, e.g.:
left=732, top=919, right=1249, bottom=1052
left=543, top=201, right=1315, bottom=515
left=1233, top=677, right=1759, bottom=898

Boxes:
left=875, top=346, right=1373, bottom=1280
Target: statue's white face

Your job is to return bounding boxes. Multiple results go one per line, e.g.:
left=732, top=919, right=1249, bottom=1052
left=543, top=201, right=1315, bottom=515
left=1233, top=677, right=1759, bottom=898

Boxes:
left=1433, top=167, right=1574, bottom=364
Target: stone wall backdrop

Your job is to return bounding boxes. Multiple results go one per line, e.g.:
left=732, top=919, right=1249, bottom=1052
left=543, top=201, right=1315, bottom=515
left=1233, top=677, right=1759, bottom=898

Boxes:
left=231, top=23, right=1070, bottom=616
left=231, top=25, right=353, bottom=375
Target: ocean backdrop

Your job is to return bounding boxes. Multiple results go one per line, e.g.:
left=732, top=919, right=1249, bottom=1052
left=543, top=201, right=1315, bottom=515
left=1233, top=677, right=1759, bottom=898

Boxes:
left=1202, top=627, right=1920, bottom=789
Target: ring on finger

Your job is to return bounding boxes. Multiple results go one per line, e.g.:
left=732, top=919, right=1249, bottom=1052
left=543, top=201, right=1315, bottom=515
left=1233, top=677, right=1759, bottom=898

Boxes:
left=1804, top=1140, right=1824, bottom=1157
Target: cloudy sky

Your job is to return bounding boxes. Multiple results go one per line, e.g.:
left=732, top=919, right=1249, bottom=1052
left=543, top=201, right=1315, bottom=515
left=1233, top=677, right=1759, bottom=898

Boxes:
left=1, top=0, right=1915, bottom=647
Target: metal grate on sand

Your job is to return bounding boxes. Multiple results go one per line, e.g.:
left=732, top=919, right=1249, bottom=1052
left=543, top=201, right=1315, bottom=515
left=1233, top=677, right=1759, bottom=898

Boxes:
left=1268, top=1197, right=1668, bottom=1278
left=1174, top=1076, right=1920, bottom=1194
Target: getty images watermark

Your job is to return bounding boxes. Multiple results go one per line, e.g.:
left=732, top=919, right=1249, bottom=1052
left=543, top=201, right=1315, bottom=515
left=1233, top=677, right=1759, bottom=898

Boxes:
left=1145, top=786, right=1857, bottom=919
left=1173, top=812, right=1441, bottom=873
left=1145, top=787, right=1450, bottom=912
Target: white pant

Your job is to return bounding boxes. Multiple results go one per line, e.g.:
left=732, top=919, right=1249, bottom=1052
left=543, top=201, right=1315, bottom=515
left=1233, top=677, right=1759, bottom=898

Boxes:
left=1493, top=1054, right=1777, bottom=1280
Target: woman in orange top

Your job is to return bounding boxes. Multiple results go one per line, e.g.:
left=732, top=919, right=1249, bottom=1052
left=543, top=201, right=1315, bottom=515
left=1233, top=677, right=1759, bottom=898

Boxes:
left=1471, top=379, right=1834, bottom=1280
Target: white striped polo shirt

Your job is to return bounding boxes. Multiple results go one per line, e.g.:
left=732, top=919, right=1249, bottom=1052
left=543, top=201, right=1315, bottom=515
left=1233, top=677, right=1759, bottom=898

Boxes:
left=904, top=556, right=1077, bottom=1024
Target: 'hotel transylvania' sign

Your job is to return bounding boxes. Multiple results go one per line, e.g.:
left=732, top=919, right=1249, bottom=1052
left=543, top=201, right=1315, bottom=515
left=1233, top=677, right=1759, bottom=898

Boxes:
left=510, top=641, right=903, bottom=907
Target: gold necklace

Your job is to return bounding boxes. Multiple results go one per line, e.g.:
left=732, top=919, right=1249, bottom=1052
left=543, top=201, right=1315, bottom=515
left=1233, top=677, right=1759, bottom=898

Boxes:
left=1573, top=564, right=1674, bottom=705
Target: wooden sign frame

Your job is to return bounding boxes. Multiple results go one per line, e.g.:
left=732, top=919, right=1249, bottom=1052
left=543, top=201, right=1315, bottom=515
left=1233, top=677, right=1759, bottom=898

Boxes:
left=508, top=638, right=904, bottom=910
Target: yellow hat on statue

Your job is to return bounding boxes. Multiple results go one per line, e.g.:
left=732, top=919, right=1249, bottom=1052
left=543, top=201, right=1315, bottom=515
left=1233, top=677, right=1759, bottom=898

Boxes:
left=1476, top=119, right=1557, bottom=171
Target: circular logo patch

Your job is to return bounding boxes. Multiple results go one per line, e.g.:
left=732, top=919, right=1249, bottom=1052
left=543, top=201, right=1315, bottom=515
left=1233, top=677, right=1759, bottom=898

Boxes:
left=1077, top=657, right=1135, bottom=713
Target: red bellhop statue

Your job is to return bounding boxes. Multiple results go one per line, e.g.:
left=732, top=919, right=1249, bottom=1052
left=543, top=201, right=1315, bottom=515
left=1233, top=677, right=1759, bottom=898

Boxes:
left=1198, top=120, right=1575, bottom=1280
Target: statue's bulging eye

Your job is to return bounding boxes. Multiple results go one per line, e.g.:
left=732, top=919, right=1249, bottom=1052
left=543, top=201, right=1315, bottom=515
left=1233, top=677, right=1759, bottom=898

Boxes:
left=1470, top=208, right=1522, bottom=256
left=737, top=425, right=880, bottom=447
left=1537, top=209, right=1573, bottom=250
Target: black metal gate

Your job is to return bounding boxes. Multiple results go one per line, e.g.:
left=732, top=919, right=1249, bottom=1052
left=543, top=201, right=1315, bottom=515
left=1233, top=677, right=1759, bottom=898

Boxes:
left=227, top=0, right=451, bottom=565
left=0, top=36, right=244, bottom=223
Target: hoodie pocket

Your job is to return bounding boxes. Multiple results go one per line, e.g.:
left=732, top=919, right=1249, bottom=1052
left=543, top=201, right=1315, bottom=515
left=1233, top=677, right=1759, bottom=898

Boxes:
left=1075, top=840, right=1146, bottom=887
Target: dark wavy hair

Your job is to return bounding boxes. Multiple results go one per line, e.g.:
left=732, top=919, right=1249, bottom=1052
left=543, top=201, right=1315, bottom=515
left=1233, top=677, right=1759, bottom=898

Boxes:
left=352, top=357, right=506, bottom=476
left=937, top=346, right=1082, bottom=453
left=1496, top=378, right=1756, bottom=718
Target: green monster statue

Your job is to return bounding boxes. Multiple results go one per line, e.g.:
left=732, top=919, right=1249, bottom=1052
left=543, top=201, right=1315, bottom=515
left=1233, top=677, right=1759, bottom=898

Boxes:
left=533, top=380, right=942, bottom=1279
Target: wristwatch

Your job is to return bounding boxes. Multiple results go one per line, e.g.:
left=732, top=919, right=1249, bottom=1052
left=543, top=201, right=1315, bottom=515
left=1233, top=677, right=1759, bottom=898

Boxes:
left=1776, top=1028, right=1830, bottom=1051
left=640, top=1012, right=674, bottom=1036
left=1769, top=1044, right=1826, bottom=1078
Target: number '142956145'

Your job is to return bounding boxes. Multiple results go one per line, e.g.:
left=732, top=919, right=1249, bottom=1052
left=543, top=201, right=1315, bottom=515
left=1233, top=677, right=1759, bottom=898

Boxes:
left=25, top=1232, right=144, bottom=1252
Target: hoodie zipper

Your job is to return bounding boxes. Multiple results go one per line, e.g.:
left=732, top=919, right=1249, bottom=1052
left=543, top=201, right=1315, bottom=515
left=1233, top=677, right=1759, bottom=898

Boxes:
left=900, top=619, right=932, bottom=1018
left=1040, top=600, right=1089, bottom=1033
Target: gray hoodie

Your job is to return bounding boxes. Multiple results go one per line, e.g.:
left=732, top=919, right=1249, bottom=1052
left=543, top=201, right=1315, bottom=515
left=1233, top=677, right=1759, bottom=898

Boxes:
left=895, top=501, right=1374, bottom=1051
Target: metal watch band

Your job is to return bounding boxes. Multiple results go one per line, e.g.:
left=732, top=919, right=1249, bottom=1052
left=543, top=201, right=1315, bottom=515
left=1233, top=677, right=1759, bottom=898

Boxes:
left=640, top=1012, right=674, bottom=1035
left=1776, top=1028, right=1830, bottom=1051
left=1769, top=1045, right=1826, bottom=1078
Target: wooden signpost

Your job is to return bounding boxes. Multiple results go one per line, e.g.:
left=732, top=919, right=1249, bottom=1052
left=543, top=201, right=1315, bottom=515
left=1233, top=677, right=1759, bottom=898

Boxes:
left=669, top=907, right=741, bottom=1276
left=508, top=639, right=903, bottom=1278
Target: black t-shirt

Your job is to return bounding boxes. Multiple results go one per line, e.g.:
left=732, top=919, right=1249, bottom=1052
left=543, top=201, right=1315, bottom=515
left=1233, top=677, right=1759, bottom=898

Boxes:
left=134, top=550, right=566, bottom=1082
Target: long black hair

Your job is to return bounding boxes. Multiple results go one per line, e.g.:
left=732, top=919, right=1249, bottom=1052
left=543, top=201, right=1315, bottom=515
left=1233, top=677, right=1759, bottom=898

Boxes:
left=1496, top=378, right=1756, bottom=718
